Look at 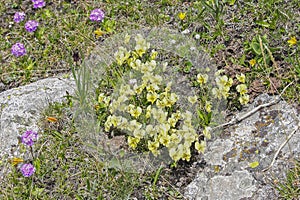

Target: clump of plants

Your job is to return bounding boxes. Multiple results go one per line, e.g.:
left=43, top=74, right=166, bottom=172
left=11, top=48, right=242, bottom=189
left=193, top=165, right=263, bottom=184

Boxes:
left=94, top=33, right=250, bottom=163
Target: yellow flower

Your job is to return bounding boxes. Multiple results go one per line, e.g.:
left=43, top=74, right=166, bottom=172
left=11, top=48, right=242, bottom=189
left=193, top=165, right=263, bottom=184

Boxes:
left=236, top=84, right=248, bottom=95
left=118, top=117, right=128, bottom=130
left=188, top=95, right=198, bottom=104
left=103, top=96, right=111, bottom=106
left=128, top=136, right=140, bottom=149
left=216, top=75, right=228, bottom=87
left=140, top=63, right=151, bottom=74
left=147, top=92, right=158, bottom=104
left=183, top=130, right=197, bottom=144
left=239, top=94, right=250, bottom=105
left=169, top=93, right=178, bottom=104
left=104, top=115, right=113, bottom=131
left=135, top=34, right=150, bottom=57
left=225, top=77, right=233, bottom=88
left=182, top=110, right=193, bottom=121
left=220, top=86, right=230, bottom=99
left=152, top=108, right=167, bottom=123
left=130, top=106, right=142, bottom=118
left=157, top=123, right=170, bottom=135
left=129, top=59, right=142, bottom=70
left=150, top=50, right=158, bottom=60
left=110, top=115, right=120, bottom=127
left=178, top=12, right=186, bottom=20
left=159, top=134, right=170, bottom=147
left=126, top=104, right=135, bottom=113
left=236, top=73, right=246, bottom=83
left=172, top=111, right=181, bottom=121
left=212, top=88, right=222, bottom=100
left=114, top=46, right=130, bottom=65
left=134, top=83, right=146, bottom=94
left=203, top=126, right=211, bottom=140
left=168, top=117, right=177, bottom=127
left=170, top=133, right=181, bottom=144
left=153, top=74, right=163, bottom=85
left=205, top=101, right=212, bottom=113
left=156, top=99, right=165, bottom=108
left=148, top=140, right=160, bottom=154
left=128, top=120, right=142, bottom=132
left=146, top=124, right=156, bottom=137
left=169, top=145, right=183, bottom=162
left=164, top=82, right=172, bottom=93
left=182, top=148, right=191, bottom=161
left=287, top=36, right=297, bottom=46
left=94, top=28, right=105, bottom=37
left=162, top=97, right=172, bottom=108
left=249, top=59, right=256, bottom=67
left=146, top=84, right=159, bottom=93
left=196, top=73, right=208, bottom=85
left=133, top=128, right=145, bottom=139
left=124, top=33, right=131, bottom=44
left=98, top=93, right=106, bottom=103
left=195, top=140, right=206, bottom=154
left=146, top=105, right=152, bottom=119
left=120, top=84, right=134, bottom=96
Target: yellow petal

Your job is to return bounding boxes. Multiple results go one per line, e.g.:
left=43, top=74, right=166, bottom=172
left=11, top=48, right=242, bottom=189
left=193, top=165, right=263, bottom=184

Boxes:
left=178, top=12, right=186, bottom=20
left=287, top=36, right=297, bottom=46
left=94, top=28, right=105, bottom=37
left=249, top=161, right=259, bottom=168
left=10, top=157, right=24, bottom=166
left=249, top=59, right=256, bottom=67
left=46, top=116, right=58, bottom=123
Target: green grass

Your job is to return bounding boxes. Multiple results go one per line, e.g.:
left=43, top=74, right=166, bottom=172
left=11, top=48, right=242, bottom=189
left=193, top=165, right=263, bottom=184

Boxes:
left=276, top=161, right=300, bottom=200
left=0, top=0, right=300, bottom=199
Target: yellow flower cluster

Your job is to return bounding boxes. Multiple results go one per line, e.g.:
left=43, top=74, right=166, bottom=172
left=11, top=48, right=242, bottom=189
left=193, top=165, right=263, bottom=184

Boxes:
left=236, top=73, right=249, bottom=105
left=210, top=71, right=249, bottom=105
left=103, top=34, right=207, bottom=162
left=97, top=34, right=253, bottom=164
left=212, top=72, right=233, bottom=100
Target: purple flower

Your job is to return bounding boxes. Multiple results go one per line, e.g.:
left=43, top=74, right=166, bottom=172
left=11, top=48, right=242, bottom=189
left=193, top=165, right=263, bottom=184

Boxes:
left=21, top=130, right=38, bottom=146
left=11, top=43, right=26, bottom=57
left=20, top=163, right=35, bottom=177
left=25, top=20, right=39, bottom=32
left=32, top=0, right=46, bottom=9
left=89, top=9, right=105, bottom=22
left=14, top=12, right=26, bottom=23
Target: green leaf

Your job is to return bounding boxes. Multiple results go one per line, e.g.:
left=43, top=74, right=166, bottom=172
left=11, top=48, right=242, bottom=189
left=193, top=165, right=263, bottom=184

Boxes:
left=34, top=158, right=41, bottom=174
left=183, top=61, right=192, bottom=73
left=251, top=42, right=261, bottom=55
left=239, top=54, right=246, bottom=66
left=26, top=62, right=34, bottom=71
left=51, top=130, right=63, bottom=140
left=207, top=112, right=212, bottom=124
left=32, top=187, right=45, bottom=196
left=225, top=0, right=236, bottom=5
left=249, top=161, right=259, bottom=168
left=255, top=20, right=271, bottom=28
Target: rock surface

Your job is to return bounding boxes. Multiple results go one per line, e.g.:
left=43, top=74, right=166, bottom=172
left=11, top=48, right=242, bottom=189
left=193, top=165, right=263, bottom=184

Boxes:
left=185, top=94, right=300, bottom=200
left=0, top=75, right=299, bottom=199
left=0, top=77, right=75, bottom=163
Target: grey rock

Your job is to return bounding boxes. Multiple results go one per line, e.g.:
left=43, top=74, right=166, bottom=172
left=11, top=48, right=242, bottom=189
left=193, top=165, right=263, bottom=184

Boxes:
left=0, top=77, right=75, bottom=172
left=185, top=94, right=300, bottom=199
left=185, top=170, right=257, bottom=200
left=0, top=82, right=5, bottom=92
